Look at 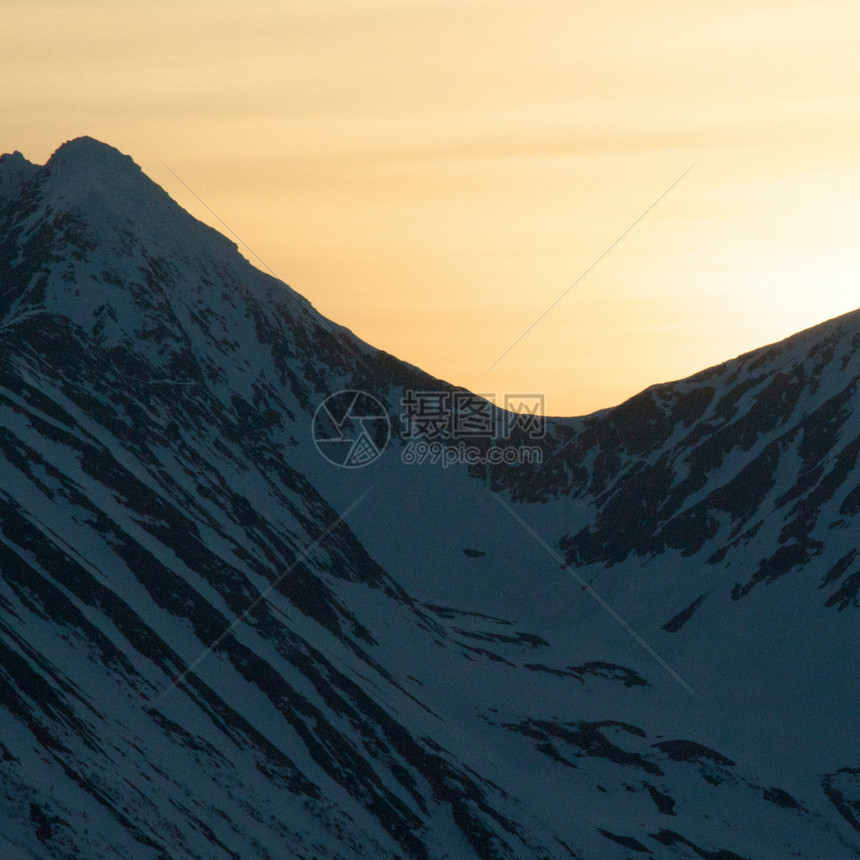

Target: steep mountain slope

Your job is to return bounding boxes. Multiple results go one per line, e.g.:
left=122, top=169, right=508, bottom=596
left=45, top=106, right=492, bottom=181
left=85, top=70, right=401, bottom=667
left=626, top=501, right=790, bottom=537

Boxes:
left=0, top=137, right=857, bottom=858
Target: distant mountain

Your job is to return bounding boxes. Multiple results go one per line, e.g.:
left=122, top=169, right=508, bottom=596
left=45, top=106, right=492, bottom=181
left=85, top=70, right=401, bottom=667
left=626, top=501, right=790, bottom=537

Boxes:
left=0, top=137, right=857, bottom=858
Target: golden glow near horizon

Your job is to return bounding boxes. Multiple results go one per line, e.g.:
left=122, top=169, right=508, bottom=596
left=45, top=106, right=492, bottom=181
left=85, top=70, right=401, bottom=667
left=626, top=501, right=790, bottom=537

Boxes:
left=4, top=0, right=860, bottom=415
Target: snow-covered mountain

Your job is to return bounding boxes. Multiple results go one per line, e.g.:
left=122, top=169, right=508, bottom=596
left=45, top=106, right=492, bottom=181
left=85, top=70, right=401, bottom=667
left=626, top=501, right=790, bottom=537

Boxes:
left=0, top=137, right=858, bottom=858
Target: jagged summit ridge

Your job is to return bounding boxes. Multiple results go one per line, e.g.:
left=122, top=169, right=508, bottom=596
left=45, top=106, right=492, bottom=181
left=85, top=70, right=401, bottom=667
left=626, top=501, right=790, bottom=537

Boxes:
left=0, top=150, right=39, bottom=202
left=0, top=137, right=244, bottom=271
left=46, top=135, right=141, bottom=177
left=0, top=138, right=304, bottom=339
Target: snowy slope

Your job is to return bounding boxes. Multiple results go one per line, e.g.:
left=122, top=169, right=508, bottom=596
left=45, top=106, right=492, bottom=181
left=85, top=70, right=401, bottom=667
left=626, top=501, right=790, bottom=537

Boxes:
left=0, top=137, right=858, bottom=858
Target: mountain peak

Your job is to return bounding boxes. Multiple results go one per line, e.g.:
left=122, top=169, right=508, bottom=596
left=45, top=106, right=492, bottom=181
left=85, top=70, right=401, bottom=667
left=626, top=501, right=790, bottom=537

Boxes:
left=26, top=137, right=242, bottom=264
left=46, top=136, right=141, bottom=178
left=43, top=136, right=153, bottom=207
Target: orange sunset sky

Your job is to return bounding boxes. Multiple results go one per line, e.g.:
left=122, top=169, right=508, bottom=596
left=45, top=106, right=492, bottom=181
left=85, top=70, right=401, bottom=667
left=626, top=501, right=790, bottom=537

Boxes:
left=4, top=0, right=860, bottom=416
